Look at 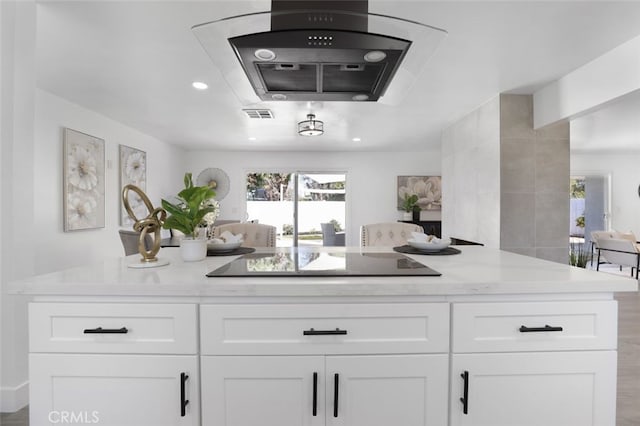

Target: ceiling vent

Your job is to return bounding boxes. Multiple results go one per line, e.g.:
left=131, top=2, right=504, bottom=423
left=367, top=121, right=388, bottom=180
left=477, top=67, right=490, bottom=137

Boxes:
left=243, top=109, right=274, bottom=119
left=192, top=0, right=447, bottom=105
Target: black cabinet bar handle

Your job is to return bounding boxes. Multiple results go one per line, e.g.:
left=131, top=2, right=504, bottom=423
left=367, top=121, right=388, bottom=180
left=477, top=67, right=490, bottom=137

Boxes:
left=519, top=325, right=564, bottom=333
left=460, top=371, right=469, bottom=415
left=312, top=372, right=318, bottom=416
left=180, top=372, right=189, bottom=417
left=333, top=373, right=339, bottom=418
left=83, top=327, right=128, bottom=334
left=303, top=328, right=347, bottom=336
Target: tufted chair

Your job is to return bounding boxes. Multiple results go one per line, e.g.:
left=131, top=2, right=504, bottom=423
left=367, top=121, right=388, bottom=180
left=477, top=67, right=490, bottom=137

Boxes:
left=213, top=223, right=276, bottom=247
left=359, top=222, right=424, bottom=247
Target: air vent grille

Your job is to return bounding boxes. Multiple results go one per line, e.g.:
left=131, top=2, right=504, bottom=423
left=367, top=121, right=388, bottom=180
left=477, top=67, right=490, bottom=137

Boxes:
left=243, top=109, right=274, bottom=119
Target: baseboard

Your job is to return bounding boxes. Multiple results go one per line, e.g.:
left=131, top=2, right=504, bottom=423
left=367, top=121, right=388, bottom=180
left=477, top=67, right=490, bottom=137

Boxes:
left=0, top=381, right=29, bottom=413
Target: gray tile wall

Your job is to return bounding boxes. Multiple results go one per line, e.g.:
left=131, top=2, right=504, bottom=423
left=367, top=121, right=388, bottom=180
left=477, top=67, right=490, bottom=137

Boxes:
left=500, top=94, right=569, bottom=264
left=442, top=94, right=569, bottom=263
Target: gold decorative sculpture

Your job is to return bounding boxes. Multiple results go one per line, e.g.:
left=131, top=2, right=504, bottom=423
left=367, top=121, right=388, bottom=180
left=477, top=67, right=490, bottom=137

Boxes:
left=122, top=184, right=167, bottom=265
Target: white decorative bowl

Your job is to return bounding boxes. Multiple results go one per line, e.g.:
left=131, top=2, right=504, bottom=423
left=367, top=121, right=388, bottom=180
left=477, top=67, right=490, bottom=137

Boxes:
left=207, top=241, right=242, bottom=252
left=407, top=238, right=451, bottom=252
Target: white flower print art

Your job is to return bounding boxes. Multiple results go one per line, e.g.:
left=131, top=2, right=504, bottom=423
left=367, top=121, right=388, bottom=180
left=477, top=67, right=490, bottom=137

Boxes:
left=119, top=145, right=147, bottom=226
left=63, top=128, right=105, bottom=231
left=397, top=176, right=442, bottom=211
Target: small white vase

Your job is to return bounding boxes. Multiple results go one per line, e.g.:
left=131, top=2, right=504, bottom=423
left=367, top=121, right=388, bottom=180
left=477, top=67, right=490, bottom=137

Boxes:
left=180, top=238, right=207, bottom=262
left=402, top=211, right=412, bottom=221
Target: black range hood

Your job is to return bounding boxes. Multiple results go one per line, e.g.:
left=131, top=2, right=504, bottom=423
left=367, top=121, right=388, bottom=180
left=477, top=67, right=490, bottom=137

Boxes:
left=228, top=0, right=411, bottom=102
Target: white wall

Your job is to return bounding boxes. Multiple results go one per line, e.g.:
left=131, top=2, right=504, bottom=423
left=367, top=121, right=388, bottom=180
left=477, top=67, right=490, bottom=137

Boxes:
left=1, top=0, right=36, bottom=412
left=34, top=89, right=186, bottom=274
left=534, top=34, right=640, bottom=129
left=185, top=150, right=442, bottom=247
left=571, top=153, right=640, bottom=237
left=2, top=79, right=185, bottom=411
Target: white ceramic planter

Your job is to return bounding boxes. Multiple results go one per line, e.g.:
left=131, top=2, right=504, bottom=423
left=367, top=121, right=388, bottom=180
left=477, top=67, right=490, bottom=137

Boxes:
left=180, top=238, right=207, bottom=262
left=402, top=211, right=412, bottom=220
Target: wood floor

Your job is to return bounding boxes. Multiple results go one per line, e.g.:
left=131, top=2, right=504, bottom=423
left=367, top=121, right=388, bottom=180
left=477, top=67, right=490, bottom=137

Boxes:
left=615, top=289, right=640, bottom=426
left=2, top=290, right=638, bottom=426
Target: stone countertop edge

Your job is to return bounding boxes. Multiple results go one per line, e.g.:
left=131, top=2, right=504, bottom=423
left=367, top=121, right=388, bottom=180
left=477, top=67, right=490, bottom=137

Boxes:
left=8, top=246, right=638, bottom=297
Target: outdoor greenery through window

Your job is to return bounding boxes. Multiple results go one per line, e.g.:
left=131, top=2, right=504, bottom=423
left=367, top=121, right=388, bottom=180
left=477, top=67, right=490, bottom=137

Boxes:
left=247, top=173, right=292, bottom=202
left=569, top=177, right=588, bottom=267
left=570, top=177, right=586, bottom=236
left=246, top=172, right=346, bottom=246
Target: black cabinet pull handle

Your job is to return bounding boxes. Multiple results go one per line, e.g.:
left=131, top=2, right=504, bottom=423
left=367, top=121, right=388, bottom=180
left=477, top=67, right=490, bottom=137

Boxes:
left=312, top=372, right=318, bottom=416
left=460, top=371, right=469, bottom=415
left=83, top=327, right=128, bottom=334
left=180, top=372, right=189, bottom=417
left=303, top=328, right=347, bottom=336
left=333, top=373, right=339, bottom=418
left=519, top=325, right=564, bottom=333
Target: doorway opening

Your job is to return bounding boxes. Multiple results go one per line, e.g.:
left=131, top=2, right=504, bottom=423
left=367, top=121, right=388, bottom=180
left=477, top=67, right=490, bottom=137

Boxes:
left=570, top=174, right=610, bottom=265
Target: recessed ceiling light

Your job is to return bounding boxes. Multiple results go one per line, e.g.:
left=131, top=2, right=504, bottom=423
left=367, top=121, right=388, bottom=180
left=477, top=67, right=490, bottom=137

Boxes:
left=248, top=137, right=257, bottom=141
left=352, top=137, right=361, bottom=142
left=192, top=81, right=208, bottom=90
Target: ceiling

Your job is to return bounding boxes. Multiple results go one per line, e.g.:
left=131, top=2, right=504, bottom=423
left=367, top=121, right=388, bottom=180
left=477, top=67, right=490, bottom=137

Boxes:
left=571, top=89, right=640, bottom=153
left=36, top=1, right=640, bottom=152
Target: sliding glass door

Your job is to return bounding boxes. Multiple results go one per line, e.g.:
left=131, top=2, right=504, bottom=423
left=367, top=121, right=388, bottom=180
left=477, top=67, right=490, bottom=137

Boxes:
left=295, top=173, right=346, bottom=247
left=246, top=172, right=347, bottom=247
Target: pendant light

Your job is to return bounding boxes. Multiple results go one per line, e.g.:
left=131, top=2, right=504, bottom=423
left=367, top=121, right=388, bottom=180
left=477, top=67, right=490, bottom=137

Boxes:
left=298, top=114, right=324, bottom=136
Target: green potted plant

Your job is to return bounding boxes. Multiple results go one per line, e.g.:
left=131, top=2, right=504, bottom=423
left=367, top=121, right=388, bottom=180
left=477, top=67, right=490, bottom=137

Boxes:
left=162, top=173, right=216, bottom=261
left=401, top=194, right=418, bottom=220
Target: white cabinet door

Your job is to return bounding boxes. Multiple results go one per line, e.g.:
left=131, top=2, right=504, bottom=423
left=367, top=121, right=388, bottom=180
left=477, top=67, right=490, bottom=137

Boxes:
left=326, top=354, right=449, bottom=426
left=29, top=354, right=198, bottom=426
left=450, top=351, right=617, bottom=426
left=201, top=356, right=325, bottom=426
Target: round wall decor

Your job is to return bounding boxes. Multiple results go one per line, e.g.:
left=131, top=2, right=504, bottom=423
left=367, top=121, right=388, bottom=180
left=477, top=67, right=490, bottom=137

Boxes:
left=196, top=168, right=230, bottom=200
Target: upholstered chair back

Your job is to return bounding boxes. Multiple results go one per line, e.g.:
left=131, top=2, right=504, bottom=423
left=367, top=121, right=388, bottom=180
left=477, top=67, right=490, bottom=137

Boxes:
left=613, top=231, right=637, bottom=243
left=321, top=223, right=345, bottom=246
left=597, top=238, right=639, bottom=279
left=213, top=223, right=276, bottom=247
left=360, top=222, right=424, bottom=247
left=591, top=230, right=614, bottom=243
left=118, top=230, right=153, bottom=256
left=590, top=230, right=638, bottom=254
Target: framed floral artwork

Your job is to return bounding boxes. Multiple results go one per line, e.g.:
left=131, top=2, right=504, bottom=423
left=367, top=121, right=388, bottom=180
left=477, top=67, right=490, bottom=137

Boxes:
left=63, top=128, right=105, bottom=231
left=397, top=176, right=442, bottom=211
left=119, top=145, right=147, bottom=226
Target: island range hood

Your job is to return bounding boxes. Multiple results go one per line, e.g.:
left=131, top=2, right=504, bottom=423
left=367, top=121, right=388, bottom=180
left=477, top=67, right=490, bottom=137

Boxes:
left=227, top=1, right=410, bottom=102
left=192, top=1, right=447, bottom=104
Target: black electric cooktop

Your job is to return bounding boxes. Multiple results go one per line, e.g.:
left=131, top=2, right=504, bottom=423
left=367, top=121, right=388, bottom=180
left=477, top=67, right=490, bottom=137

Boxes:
left=206, top=251, right=441, bottom=277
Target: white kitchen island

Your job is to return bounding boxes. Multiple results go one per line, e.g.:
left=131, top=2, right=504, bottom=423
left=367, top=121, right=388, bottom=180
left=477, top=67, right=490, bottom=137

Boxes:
left=11, top=246, right=637, bottom=426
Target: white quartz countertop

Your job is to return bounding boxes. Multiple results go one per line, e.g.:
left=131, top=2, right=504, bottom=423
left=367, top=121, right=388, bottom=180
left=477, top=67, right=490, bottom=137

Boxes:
left=9, top=246, right=637, bottom=297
